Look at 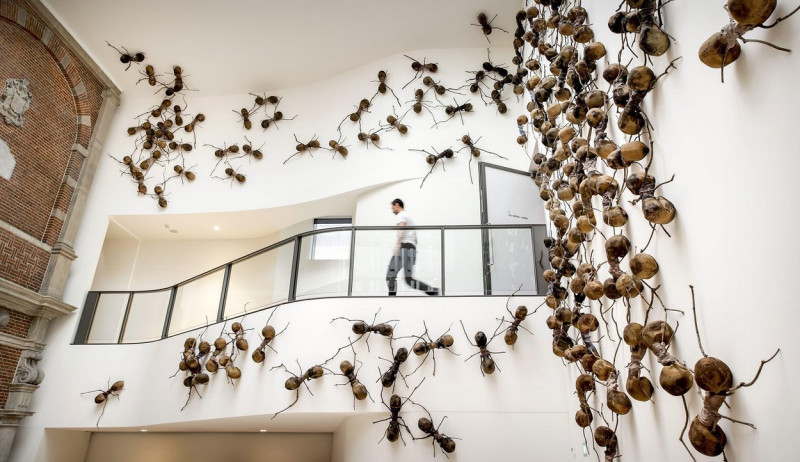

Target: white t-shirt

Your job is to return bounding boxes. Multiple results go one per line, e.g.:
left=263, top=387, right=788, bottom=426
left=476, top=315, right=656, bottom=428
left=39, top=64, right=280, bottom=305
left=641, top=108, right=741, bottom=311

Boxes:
left=395, top=210, right=417, bottom=245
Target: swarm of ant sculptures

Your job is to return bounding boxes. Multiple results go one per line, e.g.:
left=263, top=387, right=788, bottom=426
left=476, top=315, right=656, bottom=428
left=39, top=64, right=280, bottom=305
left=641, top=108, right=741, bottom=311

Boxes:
left=99, top=4, right=787, bottom=459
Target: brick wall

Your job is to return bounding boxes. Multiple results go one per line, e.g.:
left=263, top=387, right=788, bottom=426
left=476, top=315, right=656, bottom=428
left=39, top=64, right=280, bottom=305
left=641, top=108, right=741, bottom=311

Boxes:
left=0, top=0, right=106, bottom=292
left=0, top=228, right=49, bottom=291
left=0, top=18, right=76, bottom=241
left=0, top=0, right=110, bottom=416
left=0, top=345, right=21, bottom=407
left=0, top=309, right=31, bottom=339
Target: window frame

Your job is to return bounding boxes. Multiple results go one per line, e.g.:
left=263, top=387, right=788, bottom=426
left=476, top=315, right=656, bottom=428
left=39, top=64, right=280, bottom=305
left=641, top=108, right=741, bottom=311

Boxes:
left=310, top=217, right=352, bottom=260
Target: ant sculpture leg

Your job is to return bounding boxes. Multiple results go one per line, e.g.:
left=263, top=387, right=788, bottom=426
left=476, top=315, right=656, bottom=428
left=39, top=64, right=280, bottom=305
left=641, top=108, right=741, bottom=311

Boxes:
left=181, top=381, right=203, bottom=412
left=373, top=392, right=411, bottom=446
left=270, top=362, right=303, bottom=419
left=81, top=378, right=121, bottom=428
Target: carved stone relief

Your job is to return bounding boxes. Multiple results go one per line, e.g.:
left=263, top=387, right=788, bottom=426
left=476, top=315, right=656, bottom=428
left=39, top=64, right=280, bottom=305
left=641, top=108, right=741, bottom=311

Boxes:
left=13, top=350, right=44, bottom=386
left=0, top=79, right=33, bottom=127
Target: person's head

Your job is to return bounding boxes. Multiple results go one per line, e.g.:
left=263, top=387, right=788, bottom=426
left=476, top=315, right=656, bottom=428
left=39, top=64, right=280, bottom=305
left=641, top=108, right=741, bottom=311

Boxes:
left=391, top=198, right=404, bottom=214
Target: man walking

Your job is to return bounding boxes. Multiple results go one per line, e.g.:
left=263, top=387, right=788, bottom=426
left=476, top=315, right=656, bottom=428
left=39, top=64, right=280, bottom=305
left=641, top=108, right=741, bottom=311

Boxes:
left=386, top=199, right=439, bottom=296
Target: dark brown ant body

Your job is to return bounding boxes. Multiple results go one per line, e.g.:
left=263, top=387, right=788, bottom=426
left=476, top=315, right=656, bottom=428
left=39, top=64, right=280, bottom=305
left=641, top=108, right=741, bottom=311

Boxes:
left=489, top=90, right=508, bottom=114
left=460, top=320, right=505, bottom=376
left=381, top=110, right=409, bottom=135
left=284, top=135, right=321, bottom=163
left=421, top=76, right=449, bottom=97
left=270, top=361, right=329, bottom=419
left=433, top=99, right=473, bottom=128
left=163, top=66, right=185, bottom=96
left=378, top=345, right=409, bottom=390
left=457, top=134, right=507, bottom=184
left=331, top=309, right=397, bottom=352
left=252, top=308, right=288, bottom=364
left=171, top=328, right=212, bottom=411
left=172, top=104, right=185, bottom=126
left=107, top=42, right=144, bottom=70
left=171, top=160, right=197, bottom=183
left=472, top=12, right=509, bottom=42
left=413, top=403, right=458, bottom=457
left=184, top=113, right=205, bottom=133
left=402, top=55, right=439, bottom=89
left=373, top=379, right=423, bottom=445
left=406, top=88, right=439, bottom=125
left=250, top=93, right=280, bottom=108
left=181, top=372, right=210, bottom=411
left=260, top=100, right=295, bottom=130
left=463, top=69, right=493, bottom=102
left=149, top=98, right=172, bottom=118
left=372, top=70, right=402, bottom=106
left=234, top=107, right=255, bottom=130
left=333, top=342, right=372, bottom=409
left=327, top=136, right=350, bottom=159
left=500, top=287, right=533, bottom=348
left=356, top=128, right=388, bottom=150
left=239, top=137, right=265, bottom=161
left=409, top=146, right=455, bottom=188
left=126, top=121, right=151, bottom=136
left=409, top=321, right=458, bottom=375
left=81, top=379, right=124, bottom=427
left=137, top=64, right=157, bottom=86
left=338, top=98, right=372, bottom=132
left=677, top=287, right=782, bottom=459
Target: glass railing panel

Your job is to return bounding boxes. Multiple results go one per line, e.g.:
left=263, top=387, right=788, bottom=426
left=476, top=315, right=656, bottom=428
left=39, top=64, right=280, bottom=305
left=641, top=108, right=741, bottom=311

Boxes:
left=168, top=269, right=225, bottom=336
left=352, top=229, right=442, bottom=296
left=224, top=241, right=295, bottom=318
left=86, top=293, right=129, bottom=343
left=487, top=227, right=538, bottom=295
left=295, top=230, right=351, bottom=299
left=444, top=228, right=485, bottom=296
left=120, top=290, right=171, bottom=343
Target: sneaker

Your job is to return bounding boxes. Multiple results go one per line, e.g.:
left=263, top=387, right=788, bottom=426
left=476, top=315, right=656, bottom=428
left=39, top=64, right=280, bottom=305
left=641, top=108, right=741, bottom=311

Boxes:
left=425, top=288, right=439, bottom=296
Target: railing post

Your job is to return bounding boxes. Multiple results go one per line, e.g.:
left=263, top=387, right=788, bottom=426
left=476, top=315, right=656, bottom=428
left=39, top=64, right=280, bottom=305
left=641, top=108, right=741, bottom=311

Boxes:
left=116, top=292, right=134, bottom=344
left=162, top=286, right=177, bottom=339
left=73, top=291, right=101, bottom=344
left=347, top=228, right=356, bottom=296
left=288, top=236, right=302, bottom=302
left=440, top=227, right=445, bottom=296
left=217, top=263, right=232, bottom=322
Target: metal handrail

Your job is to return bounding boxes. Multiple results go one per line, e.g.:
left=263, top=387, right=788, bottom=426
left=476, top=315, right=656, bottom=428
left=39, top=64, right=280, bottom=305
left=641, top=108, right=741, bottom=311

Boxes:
left=74, top=224, right=546, bottom=344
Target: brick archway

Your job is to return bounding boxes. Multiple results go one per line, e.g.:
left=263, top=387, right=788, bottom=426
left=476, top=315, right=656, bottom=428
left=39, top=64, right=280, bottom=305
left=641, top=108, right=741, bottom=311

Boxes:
left=1, top=0, right=95, bottom=251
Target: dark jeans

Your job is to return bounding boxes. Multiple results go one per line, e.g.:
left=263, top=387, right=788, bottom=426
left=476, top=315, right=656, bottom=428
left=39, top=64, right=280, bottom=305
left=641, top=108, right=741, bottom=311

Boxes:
left=386, top=244, right=436, bottom=295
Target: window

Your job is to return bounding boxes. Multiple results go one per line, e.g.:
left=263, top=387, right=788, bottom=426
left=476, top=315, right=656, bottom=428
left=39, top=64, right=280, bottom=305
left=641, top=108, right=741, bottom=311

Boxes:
left=311, top=218, right=352, bottom=260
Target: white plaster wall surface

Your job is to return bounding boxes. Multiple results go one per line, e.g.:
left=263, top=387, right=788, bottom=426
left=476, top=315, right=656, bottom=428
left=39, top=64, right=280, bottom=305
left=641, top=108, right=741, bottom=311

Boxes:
left=91, top=237, right=139, bottom=290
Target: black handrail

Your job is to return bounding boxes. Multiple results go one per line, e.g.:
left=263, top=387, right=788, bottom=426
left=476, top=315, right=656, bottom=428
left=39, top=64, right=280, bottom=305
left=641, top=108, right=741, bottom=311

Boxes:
left=75, top=224, right=546, bottom=345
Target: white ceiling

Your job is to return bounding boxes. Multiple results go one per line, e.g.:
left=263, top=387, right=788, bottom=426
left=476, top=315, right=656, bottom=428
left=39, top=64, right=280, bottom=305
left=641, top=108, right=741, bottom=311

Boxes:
left=42, top=0, right=520, bottom=97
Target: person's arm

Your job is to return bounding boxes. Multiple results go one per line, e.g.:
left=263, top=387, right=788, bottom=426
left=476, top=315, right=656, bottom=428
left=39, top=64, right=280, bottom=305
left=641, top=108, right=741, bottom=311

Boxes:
left=395, top=220, right=406, bottom=254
